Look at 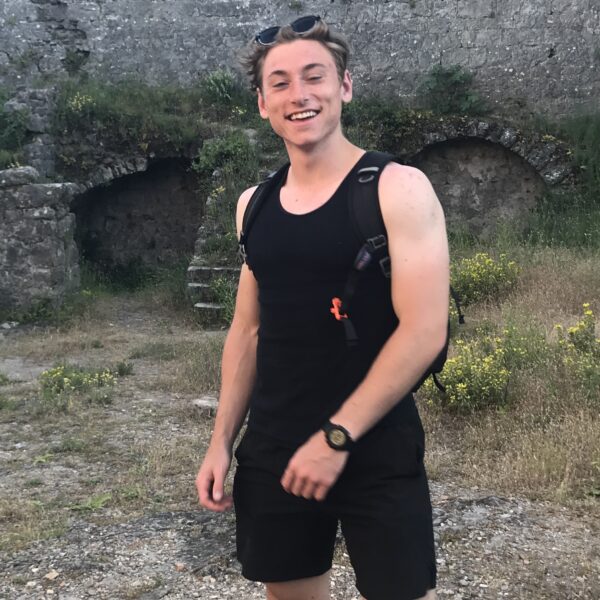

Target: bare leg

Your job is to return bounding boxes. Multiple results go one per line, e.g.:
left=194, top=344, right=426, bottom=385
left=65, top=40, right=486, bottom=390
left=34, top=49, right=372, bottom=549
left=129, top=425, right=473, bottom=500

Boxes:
left=266, top=571, right=330, bottom=600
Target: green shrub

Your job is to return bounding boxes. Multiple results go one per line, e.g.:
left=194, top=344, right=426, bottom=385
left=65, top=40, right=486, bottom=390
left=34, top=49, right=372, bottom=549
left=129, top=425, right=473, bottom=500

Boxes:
left=38, top=363, right=126, bottom=412
left=0, top=90, right=28, bottom=168
left=210, top=276, right=237, bottom=324
left=201, top=230, right=239, bottom=264
left=425, top=302, right=600, bottom=413
left=451, top=252, right=520, bottom=306
left=192, top=131, right=259, bottom=261
left=40, top=364, right=115, bottom=396
left=422, top=336, right=510, bottom=412
left=555, top=303, right=600, bottom=398
left=198, top=69, right=254, bottom=120
left=417, top=64, right=489, bottom=116
left=0, top=373, right=9, bottom=386
left=193, top=130, right=258, bottom=181
left=497, top=322, right=550, bottom=371
left=342, top=97, right=436, bottom=152
left=114, top=361, right=134, bottom=377
left=200, top=69, right=239, bottom=104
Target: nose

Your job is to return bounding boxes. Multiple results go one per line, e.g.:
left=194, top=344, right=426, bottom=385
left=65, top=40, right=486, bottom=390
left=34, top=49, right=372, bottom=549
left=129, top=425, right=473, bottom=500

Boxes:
left=289, top=77, right=308, bottom=105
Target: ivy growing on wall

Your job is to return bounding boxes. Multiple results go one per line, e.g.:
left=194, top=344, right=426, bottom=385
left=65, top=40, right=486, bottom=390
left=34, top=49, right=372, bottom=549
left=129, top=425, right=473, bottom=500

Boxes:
left=417, top=64, right=489, bottom=116
left=0, top=87, right=28, bottom=169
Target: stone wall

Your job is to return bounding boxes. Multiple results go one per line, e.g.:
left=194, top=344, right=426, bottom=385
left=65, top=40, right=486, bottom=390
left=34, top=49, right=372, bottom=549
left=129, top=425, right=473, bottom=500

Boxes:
left=0, top=0, right=598, bottom=119
left=0, top=166, right=79, bottom=312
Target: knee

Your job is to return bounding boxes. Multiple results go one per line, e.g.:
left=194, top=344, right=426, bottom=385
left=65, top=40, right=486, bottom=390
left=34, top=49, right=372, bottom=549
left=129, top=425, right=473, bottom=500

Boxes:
left=265, top=579, right=330, bottom=600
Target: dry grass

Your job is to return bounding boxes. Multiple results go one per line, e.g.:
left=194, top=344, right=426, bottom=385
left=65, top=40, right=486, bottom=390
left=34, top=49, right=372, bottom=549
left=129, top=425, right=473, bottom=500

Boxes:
left=151, top=333, right=225, bottom=394
left=0, top=498, right=68, bottom=552
left=422, top=245, right=600, bottom=505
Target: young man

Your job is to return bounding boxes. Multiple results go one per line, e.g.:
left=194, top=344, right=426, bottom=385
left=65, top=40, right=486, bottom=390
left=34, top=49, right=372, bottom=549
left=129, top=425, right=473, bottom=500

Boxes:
left=196, top=16, right=449, bottom=600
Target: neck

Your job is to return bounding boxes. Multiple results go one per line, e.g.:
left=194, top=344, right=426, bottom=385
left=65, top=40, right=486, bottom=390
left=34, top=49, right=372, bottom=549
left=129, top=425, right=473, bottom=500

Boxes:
left=284, top=132, right=364, bottom=189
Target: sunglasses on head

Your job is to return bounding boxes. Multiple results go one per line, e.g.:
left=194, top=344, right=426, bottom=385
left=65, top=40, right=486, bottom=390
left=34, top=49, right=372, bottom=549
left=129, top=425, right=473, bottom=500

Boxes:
left=254, top=15, right=321, bottom=46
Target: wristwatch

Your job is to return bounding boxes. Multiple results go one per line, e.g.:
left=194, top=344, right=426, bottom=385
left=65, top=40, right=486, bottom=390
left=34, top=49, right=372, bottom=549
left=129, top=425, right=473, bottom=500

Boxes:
left=322, top=421, right=355, bottom=451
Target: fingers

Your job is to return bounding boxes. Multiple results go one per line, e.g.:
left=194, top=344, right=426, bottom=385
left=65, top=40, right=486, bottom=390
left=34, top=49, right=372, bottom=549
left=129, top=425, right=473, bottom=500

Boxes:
left=196, top=469, right=233, bottom=512
left=281, top=467, right=331, bottom=502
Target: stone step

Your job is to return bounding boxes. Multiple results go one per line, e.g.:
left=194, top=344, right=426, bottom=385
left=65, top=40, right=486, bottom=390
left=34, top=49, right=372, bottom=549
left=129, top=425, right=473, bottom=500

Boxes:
left=193, top=301, right=226, bottom=329
left=186, top=282, right=215, bottom=303
left=193, top=301, right=223, bottom=310
left=186, top=265, right=240, bottom=284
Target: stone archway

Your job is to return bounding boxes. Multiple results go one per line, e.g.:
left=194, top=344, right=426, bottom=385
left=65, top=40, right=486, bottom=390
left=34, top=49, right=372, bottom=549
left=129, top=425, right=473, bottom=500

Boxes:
left=410, top=138, right=548, bottom=236
left=70, top=158, right=202, bottom=272
left=387, top=116, right=577, bottom=237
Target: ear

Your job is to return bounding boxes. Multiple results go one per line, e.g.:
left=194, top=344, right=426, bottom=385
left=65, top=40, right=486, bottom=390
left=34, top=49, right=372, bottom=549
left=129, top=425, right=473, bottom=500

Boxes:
left=341, top=69, right=353, bottom=104
left=257, top=87, right=269, bottom=119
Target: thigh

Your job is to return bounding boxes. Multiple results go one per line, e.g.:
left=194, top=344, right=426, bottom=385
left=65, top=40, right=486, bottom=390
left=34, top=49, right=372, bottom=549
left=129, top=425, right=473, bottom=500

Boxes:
left=335, top=426, right=437, bottom=600
left=233, top=431, right=338, bottom=584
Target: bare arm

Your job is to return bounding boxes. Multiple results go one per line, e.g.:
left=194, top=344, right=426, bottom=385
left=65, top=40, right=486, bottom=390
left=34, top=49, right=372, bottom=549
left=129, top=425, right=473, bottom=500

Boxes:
left=196, top=186, right=260, bottom=511
left=330, top=163, right=449, bottom=438
left=281, top=164, right=449, bottom=500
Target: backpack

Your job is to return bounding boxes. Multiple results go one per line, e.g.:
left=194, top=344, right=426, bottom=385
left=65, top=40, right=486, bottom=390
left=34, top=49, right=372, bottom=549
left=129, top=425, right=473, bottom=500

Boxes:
left=238, top=151, right=464, bottom=393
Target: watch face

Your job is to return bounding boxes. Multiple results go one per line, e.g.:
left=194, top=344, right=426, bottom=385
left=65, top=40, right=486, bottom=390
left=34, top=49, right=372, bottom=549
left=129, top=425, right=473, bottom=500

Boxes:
left=329, top=428, right=347, bottom=447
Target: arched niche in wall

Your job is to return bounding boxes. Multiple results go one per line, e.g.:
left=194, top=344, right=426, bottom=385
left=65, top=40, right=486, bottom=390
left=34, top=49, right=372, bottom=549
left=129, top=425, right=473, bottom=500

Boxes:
left=70, top=158, right=202, bottom=272
left=410, top=138, right=548, bottom=237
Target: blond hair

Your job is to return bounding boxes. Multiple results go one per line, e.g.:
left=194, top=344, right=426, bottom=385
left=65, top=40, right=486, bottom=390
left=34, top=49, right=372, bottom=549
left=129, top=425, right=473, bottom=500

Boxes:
left=241, top=19, right=350, bottom=92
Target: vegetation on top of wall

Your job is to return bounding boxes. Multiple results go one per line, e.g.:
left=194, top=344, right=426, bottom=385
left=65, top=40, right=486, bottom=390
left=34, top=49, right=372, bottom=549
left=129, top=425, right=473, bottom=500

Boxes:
left=416, top=64, right=490, bottom=116
left=0, top=87, right=28, bottom=169
left=54, top=73, right=255, bottom=143
left=342, top=96, right=438, bottom=152
left=198, top=69, right=256, bottom=121
left=52, top=74, right=260, bottom=177
left=53, top=79, right=211, bottom=148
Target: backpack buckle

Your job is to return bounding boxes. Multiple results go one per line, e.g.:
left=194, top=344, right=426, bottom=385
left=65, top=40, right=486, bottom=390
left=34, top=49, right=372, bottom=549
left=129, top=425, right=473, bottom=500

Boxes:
left=379, top=256, right=391, bottom=278
left=357, top=166, right=380, bottom=184
left=238, top=242, right=247, bottom=264
left=330, top=297, right=348, bottom=321
left=367, top=235, right=387, bottom=251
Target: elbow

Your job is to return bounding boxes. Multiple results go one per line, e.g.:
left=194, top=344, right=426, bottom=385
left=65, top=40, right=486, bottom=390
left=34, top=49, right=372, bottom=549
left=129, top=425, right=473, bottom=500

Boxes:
left=400, top=318, right=447, bottom=361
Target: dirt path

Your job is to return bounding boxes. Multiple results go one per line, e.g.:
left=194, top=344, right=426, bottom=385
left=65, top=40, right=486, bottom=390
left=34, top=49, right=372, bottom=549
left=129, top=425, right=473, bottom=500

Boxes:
left=0, top=297, right=598, bottom=599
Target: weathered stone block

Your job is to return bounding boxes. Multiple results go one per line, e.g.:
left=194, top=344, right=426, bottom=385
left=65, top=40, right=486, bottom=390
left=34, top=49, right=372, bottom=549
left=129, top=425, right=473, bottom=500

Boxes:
left=0, top=169, right=79, bottom=312
left=0, top=167, right=40, bottom=188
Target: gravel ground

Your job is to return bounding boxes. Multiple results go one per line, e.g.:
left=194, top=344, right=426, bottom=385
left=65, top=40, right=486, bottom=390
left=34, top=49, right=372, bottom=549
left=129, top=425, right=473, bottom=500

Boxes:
left=1, top=477, right=598, bottom=599
left=1, top=305, right=598, bottom=600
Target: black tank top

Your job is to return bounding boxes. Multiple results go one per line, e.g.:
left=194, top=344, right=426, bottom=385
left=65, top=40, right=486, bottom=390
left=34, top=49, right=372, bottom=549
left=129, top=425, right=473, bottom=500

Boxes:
left=245, top=153, right=422, bottom=446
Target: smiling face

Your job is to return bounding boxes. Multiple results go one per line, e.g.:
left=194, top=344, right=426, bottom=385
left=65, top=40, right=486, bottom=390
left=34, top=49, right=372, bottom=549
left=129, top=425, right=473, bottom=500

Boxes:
left=257, top=39, right=352, bottom=152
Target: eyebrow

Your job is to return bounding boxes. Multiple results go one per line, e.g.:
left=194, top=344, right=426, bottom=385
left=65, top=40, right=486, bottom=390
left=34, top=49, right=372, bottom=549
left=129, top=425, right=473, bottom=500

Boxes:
left=266, top=63, right=328, bottom=79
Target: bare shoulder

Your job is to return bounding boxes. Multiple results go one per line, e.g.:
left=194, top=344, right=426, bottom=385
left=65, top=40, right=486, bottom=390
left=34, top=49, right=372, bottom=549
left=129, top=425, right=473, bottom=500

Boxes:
left=235, top=185, right=259, bottom=236
left=377, top=162, right=444, bottom=238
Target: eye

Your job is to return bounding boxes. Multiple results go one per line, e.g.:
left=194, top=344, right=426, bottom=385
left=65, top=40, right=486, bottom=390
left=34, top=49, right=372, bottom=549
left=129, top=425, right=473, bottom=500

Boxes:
left=272, top=81, right=288, bottom=89
left=308, top=75, right=322, bottom=82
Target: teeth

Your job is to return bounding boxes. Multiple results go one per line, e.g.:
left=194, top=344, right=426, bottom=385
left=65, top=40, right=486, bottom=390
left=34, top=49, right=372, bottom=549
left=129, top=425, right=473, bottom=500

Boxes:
left=289, top=111, right=317, bottom=120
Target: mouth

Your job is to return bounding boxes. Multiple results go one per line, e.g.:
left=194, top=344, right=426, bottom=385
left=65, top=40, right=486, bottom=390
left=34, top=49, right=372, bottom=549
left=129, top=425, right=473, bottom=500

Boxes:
left=287, top=110, right=320, bottom=121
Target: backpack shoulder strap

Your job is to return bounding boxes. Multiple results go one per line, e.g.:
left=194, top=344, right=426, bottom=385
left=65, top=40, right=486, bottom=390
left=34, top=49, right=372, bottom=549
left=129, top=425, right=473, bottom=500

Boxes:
left=349, top=150, right=399, bottom=277
left=238, top=162, right=290, bottom=265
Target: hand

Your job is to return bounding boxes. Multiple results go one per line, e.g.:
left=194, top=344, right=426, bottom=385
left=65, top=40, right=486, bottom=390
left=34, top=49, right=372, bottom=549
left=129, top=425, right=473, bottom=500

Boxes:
left=281, top=431, right=349, bottom=502
left=196, top=443, right=233, bottom=512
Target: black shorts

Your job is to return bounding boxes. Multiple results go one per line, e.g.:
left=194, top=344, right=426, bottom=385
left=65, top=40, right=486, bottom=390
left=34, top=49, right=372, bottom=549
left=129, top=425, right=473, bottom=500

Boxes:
left=233, top=423, right=436, bottom=600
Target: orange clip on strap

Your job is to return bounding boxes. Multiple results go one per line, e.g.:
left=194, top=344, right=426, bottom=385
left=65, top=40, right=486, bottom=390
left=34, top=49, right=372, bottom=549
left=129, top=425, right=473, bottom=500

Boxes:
left=330, top=297, right=347, bottom=321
